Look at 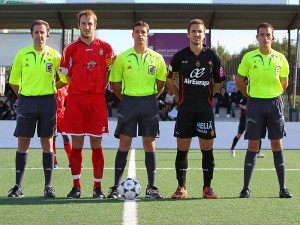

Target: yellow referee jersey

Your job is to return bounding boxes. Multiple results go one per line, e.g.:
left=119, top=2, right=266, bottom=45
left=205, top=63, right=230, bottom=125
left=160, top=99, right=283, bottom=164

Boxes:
left=109, top=47, right=167, bottom=96
left=238, top=48, right=289, bottom=98
left=9, top=45, right=66, bottom=96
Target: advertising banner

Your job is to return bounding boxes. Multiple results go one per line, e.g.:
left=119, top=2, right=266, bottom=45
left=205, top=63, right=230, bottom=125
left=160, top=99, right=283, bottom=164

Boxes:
left=148, top=33, right=210, bottom=66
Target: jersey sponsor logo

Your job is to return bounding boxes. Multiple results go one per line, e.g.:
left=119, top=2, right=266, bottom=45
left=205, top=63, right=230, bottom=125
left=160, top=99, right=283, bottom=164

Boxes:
left=46, top=63, right=53, bottom=72
left=190, top=68, right=205, bottom=78
left=185, top=68, right=209, bottom=86
left=184, top=79, right=210, bottom=86
left=196, top=121, right=213, bottom=134
left=148, top=65, right=156, bottom=75
left=84, top=60, right=98, bottom=72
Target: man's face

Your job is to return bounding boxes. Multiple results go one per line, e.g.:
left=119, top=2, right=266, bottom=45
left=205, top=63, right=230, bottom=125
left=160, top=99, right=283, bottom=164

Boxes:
left=256, top=27, right=273, bottom=48
left=78, top=15, right=96, bottom=39
left=132, top=26, right=148, bottom=45
left=187, top=24, right=206, bottom=46
left=32, top=24, right=48, bottom=45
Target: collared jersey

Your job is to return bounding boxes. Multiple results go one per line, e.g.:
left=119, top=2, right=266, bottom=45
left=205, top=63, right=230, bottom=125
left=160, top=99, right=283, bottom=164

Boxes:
left=238, top=48, right=289, bottom=98
left=168, top=46, right=225, bottom=111
left=9, top=45, right=65, bottom=96
left=109, top=47, right=167, bottom=96
left=60, top=37, right=114, bottom=94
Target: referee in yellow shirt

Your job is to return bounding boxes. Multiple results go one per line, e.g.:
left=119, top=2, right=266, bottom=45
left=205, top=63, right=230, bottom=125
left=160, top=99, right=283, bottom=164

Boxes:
left=8, top=20, right=67, bottom=198
left=107, top=21, right=167, bottom=199
left=236, top=22, right=292, bottom=199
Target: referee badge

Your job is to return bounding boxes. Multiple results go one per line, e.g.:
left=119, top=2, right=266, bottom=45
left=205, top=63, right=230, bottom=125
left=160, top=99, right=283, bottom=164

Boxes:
left=148, top=65, right=156, bottom=75
left=46, top=63, right=53, bottom=72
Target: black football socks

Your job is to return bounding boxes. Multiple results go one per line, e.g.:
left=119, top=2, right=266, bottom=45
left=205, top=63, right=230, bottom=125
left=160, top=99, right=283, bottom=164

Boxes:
left=202, top=149, right=215, bottom=188
left=114, top=149, right=128, bottom=186
left=145, top=151, right=157, bottom=187
left=15, top=151, right=28, bottom=188
left=243, top=151, right=257, bottom=190
left=175, top=149, right=188, bottom=187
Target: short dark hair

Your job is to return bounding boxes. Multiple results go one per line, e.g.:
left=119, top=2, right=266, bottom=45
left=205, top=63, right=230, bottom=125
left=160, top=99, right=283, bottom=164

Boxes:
left=188, top=19, right=206, bottom=33
left=257, top=22, right=274, bottom=35
left=30, top=20, right=50, bottom=37
left=132, top=21, right=149, bottom=34
left=77, top=9, right=97, bottom=26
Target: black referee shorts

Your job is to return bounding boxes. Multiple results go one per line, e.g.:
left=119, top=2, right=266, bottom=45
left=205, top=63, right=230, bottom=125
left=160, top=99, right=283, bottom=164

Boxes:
left=245, top=96, right=285, bottom=140
left=14, top=94, right=56, bottom=138
left=114, top=95, right=159, bottom=138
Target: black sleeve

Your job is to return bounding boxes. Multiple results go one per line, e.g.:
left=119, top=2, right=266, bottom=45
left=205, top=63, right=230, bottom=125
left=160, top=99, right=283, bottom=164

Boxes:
left=212, top=50, right=226, bottom=83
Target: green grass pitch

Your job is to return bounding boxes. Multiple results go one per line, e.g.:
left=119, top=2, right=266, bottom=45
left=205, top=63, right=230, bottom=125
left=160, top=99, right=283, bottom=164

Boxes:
left=0, top=149, right=299, bottom=225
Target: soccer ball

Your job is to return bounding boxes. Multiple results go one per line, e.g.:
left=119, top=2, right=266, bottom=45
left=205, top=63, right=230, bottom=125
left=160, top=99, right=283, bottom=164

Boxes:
left=119, top=178, right=141, bottom=200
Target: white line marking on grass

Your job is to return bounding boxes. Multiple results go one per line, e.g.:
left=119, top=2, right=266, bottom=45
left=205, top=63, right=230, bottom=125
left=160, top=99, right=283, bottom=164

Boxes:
left=2, top=167, right=299, bottom=171
left=122, top=148, right=137, bottom=225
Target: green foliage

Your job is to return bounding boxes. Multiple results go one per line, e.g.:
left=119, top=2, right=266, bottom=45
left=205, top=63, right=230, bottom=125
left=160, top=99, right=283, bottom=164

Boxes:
left=293, top=95, right=300, bottom=111
left=0, top=149, right=299, bottom=225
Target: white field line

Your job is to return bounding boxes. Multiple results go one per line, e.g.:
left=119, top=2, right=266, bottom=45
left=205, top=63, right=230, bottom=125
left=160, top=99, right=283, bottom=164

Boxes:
left=1, top=167, right=299, bottom=171
left=122, top=149, right=137, bottom=225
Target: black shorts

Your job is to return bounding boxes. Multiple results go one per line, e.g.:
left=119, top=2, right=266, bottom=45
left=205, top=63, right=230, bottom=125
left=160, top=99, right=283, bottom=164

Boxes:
left=14, top=95, right=56, bottom=138
left=237, top=114, right=246, bottom=134
left=245, top=96, right=285, bottom=140
left=114, top=95, right=159, bottom=138
left=174, top=104, right=216, bottom=139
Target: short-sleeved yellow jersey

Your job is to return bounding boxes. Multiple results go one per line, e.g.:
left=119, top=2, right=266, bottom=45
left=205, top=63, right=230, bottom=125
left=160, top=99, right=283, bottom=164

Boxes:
left=238, top=48, right=289, bottom=98
left=109, top=47, right=167, bottom=96
left=9, top=45, right=66, bottom=96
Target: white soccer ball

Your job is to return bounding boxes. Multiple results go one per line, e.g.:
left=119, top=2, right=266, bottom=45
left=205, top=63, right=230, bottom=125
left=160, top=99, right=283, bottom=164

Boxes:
left=119, top=178, right=141, bottom=200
